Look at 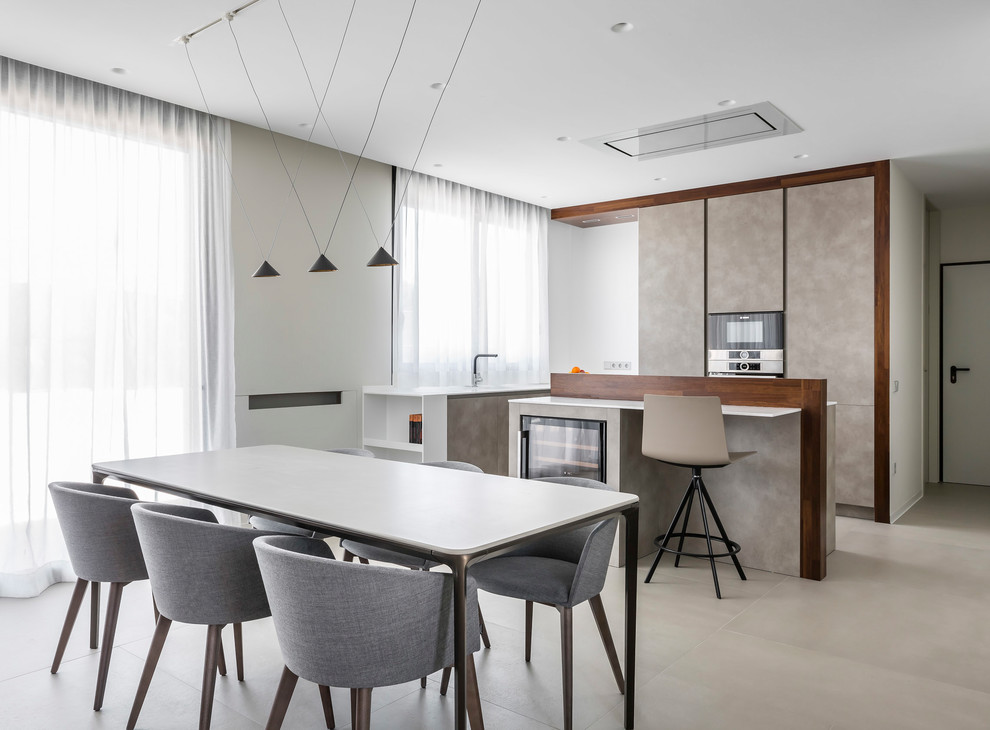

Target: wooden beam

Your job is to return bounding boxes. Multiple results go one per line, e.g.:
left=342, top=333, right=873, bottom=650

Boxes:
left=551, top=161, right=883, bottom=223
left=873, top=161, right=891, bottom=523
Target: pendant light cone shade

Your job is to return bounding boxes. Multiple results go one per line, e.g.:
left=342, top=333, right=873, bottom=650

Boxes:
left=366, top=246, right=399, bottom=267
left=309, top=254, right=339, bottom=272
left=252, top=260, right=280, bottom=278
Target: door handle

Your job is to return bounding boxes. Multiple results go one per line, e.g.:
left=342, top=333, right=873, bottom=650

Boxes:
left=950, top=365, right=971, bottom=384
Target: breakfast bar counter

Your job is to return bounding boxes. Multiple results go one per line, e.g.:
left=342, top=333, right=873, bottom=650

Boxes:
left=509, top=374, right=836, bottom=579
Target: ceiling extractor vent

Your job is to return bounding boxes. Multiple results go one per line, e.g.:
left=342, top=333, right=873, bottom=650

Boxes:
left=582, top=102, right=802, bottom=161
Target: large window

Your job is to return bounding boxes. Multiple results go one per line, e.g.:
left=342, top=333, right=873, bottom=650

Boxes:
left=393, top=170, right=549, bottom=387
left=0, top=57, right=234, bottom=596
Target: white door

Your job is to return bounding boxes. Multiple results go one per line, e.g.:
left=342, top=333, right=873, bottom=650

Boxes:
left=942, top=262, right=990, bottom=485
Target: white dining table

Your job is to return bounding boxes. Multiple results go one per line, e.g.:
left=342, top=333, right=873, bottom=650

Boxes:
left=92, top=444, right=641, bottom=730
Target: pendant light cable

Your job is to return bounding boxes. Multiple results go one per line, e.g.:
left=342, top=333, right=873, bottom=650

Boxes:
left=227, top=15, right=322, bottom=258
left=277, top=0, right=380, bottom=257
left=384, top=0, right=483, bottom=252
left=323, top=0, right=420, bottom=249
left=183, top=40, right=265, bottom=263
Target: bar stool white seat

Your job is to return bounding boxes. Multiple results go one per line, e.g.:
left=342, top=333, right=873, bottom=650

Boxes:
left=641, top=394, right=754, bottom=598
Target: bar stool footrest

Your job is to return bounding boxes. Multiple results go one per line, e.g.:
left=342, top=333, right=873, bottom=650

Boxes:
left=653, top=532, right=741, bottom=560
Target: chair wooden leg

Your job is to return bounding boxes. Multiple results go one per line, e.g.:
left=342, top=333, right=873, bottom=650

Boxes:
left=478, top=605, right=491, bottom=650
left=126, top=616, right=171, bottom=730
left=52, top=578, right=88, bottom=674
left=342, top=549, right=355, bottom=562
left=90, top=581, right=100, bottom=649
left=466, top=654, right=485, bottom=730
left=200, top=625, right=223, bottom=730
left=439, top=667, right=451, bottom=696
left=94, top=581, right=127, bottom=710
left=559, top=606, right=573, bottom=730
left=353, top=687, right=372, bottom=730
left=358, top=557, right=370, bottom=565
left=216, top=631, right=227, bottom=677
left=588, top=595, right=625, bottom=694
left=318, top=684, right=335, bottom=729
left=233, top=622, right=244, bottom=681
left=524, top=600, right=534, bottom=662
left=349, top=688, right=357, bottom=729
left=263, top=665, right=299, bottom=730
left=152, top=593, right=160, bottom=624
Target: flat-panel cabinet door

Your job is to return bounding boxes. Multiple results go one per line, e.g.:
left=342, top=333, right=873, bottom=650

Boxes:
left=707, top=189, right=784, bottom=313
left=786, top=177, right=874, bottom=406
left=639, top=200, right=706, bottom=376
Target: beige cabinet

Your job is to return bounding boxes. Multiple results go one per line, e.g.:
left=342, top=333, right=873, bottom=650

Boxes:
left=639, top=201, right=706, bottom=375
left=707, top=189, right=784, bottom=313
left=786, top=177, right=875, bottom=508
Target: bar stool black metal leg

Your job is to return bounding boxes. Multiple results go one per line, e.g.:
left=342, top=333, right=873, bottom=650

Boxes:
left=695, top=489, right=722, bottom=599
left=698, top=479, right=747, bottom=581
left=645, top=480, right=694, bottom=583
left=673, top=480, right=697, bottom=568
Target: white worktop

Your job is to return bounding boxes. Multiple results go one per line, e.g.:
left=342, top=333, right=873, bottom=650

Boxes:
left=509, top=395, right=810, bottom=418
left=364, top=384, right=550, bottom=397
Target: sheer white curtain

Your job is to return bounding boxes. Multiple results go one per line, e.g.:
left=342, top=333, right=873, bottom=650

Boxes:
left=0, top=57, right=235, bottom=597
left=393, top=170, right=549, bottom=387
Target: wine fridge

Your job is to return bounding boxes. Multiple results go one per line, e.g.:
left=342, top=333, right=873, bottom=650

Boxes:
left=520, top=415, right=606, bottom=482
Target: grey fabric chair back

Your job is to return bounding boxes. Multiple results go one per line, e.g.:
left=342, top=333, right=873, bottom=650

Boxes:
left=49, top=481, right=148, bottom=584
left=510, top=476, right=616, bottom=564
left=255, top=535, right=480, bottom=689
left=423, top=460, right=483, bottom=472
left=567, top=515, right=618, bottom=606
left=642, top=394, right=731, bottom=467
left=131, top=502, right=273, bottom=626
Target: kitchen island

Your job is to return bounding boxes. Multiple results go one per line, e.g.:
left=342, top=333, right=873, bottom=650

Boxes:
left=509, top=373, right=836, bottom=579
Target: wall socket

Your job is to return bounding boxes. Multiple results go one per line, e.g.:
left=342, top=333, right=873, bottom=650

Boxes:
left=604, top=361, right=632, bottom=371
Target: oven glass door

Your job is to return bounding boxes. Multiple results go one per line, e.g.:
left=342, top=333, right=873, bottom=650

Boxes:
left=708, top=312, right=784, bottom=351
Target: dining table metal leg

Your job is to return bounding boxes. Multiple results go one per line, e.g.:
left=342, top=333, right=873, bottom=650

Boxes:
left=451, top=555, right=469, bottom=730
left=623, top=505, right=638, bottom=729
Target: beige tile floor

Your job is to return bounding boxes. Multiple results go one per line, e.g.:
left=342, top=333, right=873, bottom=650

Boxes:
left=2, top=482, right=989, bottom=729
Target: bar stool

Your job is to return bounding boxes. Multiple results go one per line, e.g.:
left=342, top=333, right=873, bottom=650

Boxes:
left=641, top=394, right=754, bottom=598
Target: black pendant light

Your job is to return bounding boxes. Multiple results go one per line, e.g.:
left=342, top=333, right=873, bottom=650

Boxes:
left=309, top=253, right=339, bottom=272
left=366, top=247, right=398, bottom=267
left=252, top=260, right=280, bottom=277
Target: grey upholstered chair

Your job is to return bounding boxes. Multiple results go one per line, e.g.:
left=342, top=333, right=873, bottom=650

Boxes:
left=641, top=394, right=754, bottom=598
left=339, top=460, right=493, bottom=654
left=48, top=481, right=150, bottom=711
left=469, top=476, right=624, bottom=730
left=127, top=502, right=335, bottom=730
left=254, top=534, right=485, bottom=730
left=248, top=447, right=376, bottom=535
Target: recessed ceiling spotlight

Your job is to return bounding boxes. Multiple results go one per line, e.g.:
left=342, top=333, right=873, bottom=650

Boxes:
left=433, top=163, right=443, bottom=167
left=654, top=176, right=667, bottom=182
left=556, top=136, right=572, bottom=142
left=793, top=153, right=809, bottom=159
left=297, top=122, right=311, bottom=128
left=611, top=22, right=634, bottom=33
left=430, top=82, right=446, bottom=90
left=717, top=99, right=736, bottom=107
left=582, top=219, right=601, bottom=224
left=110, top=67, right=127, bottom=75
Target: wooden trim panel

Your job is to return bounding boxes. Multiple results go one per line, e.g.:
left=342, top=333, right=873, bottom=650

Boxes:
left=550, top=373, right=829, bottom=580
left=551, top=161, right=884, bottom=223
left=873, top=161, right=891, bottom=523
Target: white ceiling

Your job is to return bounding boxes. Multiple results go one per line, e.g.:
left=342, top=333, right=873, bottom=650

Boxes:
left=2, top=0, right=989, bottom=210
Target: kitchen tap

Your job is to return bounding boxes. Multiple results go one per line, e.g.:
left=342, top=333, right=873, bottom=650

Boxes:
left=473, top=353, right=498, bottom=385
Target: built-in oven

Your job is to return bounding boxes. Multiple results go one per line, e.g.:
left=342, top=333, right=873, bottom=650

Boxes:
left=708, top=311, right=784, bottom=377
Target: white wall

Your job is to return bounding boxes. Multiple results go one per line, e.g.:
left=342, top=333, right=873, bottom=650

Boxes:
left=230, top=122, right=393, bottom=449
left=888, top=162, right=926, bottom=521
left=548, top=220, right=639, bottom=375
left=940, top=205, right=990, bottom=262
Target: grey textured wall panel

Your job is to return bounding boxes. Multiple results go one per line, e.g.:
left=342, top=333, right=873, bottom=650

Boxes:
left=639, top=201, right=706, bottom=375
left=707, top=189, right=784, bottom=313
